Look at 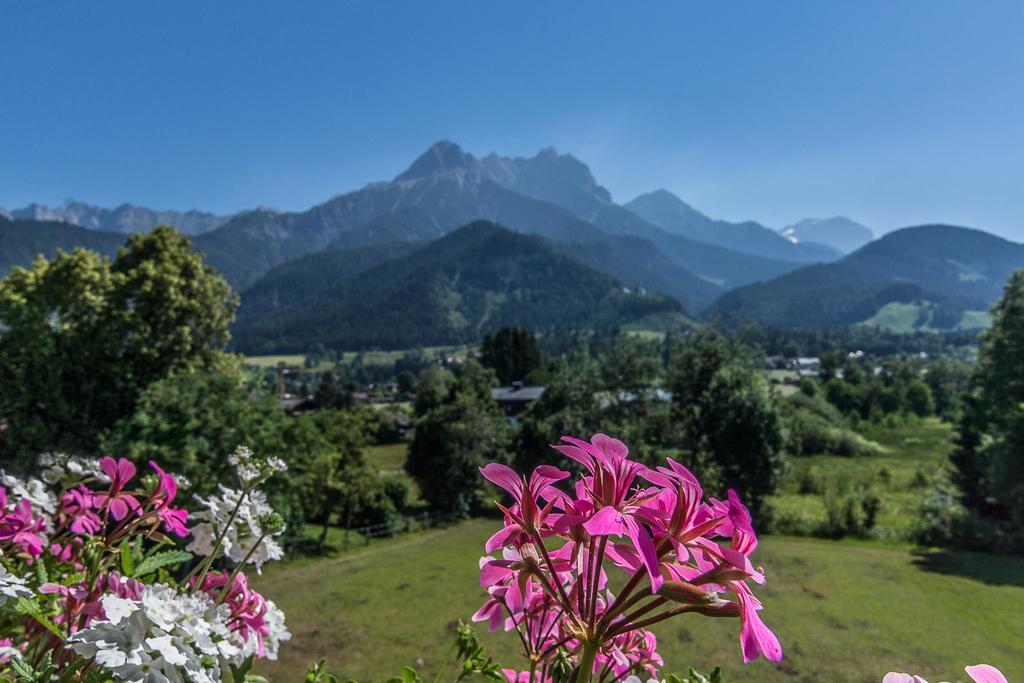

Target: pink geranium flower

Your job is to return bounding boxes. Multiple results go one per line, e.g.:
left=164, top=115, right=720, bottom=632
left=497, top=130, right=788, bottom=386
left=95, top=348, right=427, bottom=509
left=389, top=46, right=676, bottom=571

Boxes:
left=0, top=490, right=47, bottom=559
left=148, top=461, right=189, bottom=536
left=884, top=665, right=1007, bottom=683
left=60, top=485, right=102, bottom=535
left=476, top=433, right=783, bottom=679
left=94, top=457, right=140, bottom=521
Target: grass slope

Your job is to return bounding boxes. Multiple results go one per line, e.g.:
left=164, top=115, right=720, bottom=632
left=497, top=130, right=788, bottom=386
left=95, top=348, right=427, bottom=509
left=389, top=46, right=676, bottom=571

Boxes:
left=253, top=518, right=1023, bottom=682
left=860, top=302, right=991, bottom=333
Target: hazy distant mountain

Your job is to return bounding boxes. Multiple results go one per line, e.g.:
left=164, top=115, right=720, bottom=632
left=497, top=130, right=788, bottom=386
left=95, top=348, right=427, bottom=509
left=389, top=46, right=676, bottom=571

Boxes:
left=195, top=171, right=606, bottom=288
left=624, top=189, right=841, bottom=263
left=707, top=225, right=1024, bottom=330
left=779, top=216, right=874, bottom=254
left=231, top=222, right=683, bottom=353
left=0, top=216, right=125, bottom=274
left=195, top=141, right=804, bottom=301
left=2, top=201, right=230, bottom=236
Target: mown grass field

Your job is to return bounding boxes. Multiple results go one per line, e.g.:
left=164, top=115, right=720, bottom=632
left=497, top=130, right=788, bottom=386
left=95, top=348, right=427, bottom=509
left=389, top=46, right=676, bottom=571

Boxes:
left=244, top=345, right=474, bottom=370
left=253, top=518, right=1024, bottom=682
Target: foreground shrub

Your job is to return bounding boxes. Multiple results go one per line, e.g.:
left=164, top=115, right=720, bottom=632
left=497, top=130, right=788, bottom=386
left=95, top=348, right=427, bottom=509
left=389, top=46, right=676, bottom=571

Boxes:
left=0, top=448, right=290, bottom=681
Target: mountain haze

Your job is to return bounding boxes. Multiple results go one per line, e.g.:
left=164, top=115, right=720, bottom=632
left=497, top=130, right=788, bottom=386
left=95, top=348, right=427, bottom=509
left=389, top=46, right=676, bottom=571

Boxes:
left=625, top=189, right=840, bottom=263
left=2, top=201, right=230, bottom=236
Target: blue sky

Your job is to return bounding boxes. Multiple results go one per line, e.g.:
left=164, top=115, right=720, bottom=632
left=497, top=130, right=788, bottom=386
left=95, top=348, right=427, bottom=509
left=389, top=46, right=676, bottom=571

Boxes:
left=2, top=1, right=1023, bottom=239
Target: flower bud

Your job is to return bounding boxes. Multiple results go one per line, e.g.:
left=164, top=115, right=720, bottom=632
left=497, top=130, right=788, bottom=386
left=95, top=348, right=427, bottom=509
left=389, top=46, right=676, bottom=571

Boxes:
left=659, top=580, right=719, bottom=605
left=257, top=512, right=287, bottom=537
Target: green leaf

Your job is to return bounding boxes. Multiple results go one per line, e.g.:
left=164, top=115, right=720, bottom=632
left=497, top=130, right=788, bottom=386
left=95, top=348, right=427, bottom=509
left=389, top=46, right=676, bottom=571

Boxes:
left=132, top=549, right=193, bottom=577
left=33, top=560, right=48, bottom=586
left=119, top=538, right=134, bottom=576
left=13, top=597, right=64, bottom=639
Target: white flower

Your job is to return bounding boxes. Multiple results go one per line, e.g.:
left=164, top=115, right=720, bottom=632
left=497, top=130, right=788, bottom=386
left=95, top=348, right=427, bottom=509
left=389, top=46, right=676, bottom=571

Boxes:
left=0, top=471, right=56, bottom=518
left=236, top=463, right=261, bottom=484
left=0, top=566, right=32, bottom=605
left=69, top=584, right=246, bottom=683
left=186, top=486, right=284, bottom=572
left=36, top=453, right=106, bottom=485
left=227, top=446, right=253, bottom=467
left=266, top=456, right=288, bottom=473
left=261, top=600, right=291, bottom=661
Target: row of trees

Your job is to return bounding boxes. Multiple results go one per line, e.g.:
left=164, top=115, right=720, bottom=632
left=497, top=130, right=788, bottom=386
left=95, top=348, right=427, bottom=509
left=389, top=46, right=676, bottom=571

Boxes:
left=407, top=331, right=784, bottom=521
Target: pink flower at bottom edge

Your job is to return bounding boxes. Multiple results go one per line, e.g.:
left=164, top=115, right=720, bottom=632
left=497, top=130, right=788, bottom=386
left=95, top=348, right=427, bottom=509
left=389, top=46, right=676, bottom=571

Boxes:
left=882, top=665, right=1007, bottom=683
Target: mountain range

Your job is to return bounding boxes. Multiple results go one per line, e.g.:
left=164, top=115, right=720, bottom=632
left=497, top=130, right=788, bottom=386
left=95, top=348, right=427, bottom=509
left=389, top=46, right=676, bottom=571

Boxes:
left=0, top=216, right=125, bottom=273
left=708, top=225, right=1024, bottom=330
left=231, top=221, right=684, bottom=352
left=3, top=140, right=1020, bottom=346
left=0, top=201, right=230, bottom=236
left=188, top=141, right=825, bottom=301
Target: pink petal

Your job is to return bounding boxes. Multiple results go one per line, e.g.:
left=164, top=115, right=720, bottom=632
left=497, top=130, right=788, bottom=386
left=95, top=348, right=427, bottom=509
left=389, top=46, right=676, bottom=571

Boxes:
left=479, top=464, right=523, bottom=499
left=965, top=665, right=1008, bottom=683
left=99, top=456, right=118, bottom=480
left=108, top=498, right=129, bottom=521
left=625, top=517, right=663, bottom=593
left=484, top=525, right=520, bottom=553
left=583, top=506, right=629, bottom=537
left=116, top=458, right=136, bottom=483
left=739, top=601, right=782, bottom=663
left=591, top=433, right=628, bottom=460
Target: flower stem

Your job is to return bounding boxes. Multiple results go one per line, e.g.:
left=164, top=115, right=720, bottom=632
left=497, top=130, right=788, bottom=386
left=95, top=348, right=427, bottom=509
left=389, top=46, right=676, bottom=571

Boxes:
left=574, top=640, right=600, bottom=683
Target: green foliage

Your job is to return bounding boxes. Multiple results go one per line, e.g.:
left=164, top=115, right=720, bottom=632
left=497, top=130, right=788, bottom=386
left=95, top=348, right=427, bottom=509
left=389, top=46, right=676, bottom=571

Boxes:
left=516, top=351, right=605, bottom=472
left=922, top=356, right=971, bottom=420
left=666, top=330, right=784, bottom=519
left=0, top=226, right=237, bottom=466
left=951, top=270, right=1024, bottom=551
left=781, top=392, right=884, bottom=458
left=479, top=326, right=541, bottom=384
left=407, top=361, right=512, bottom=514
left=816, top=356, right=939, bottom=422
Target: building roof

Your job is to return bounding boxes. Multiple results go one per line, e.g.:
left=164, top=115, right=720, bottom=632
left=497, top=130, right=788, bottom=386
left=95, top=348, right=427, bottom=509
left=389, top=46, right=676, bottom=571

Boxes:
left=490, top=385, right=546, bottom=402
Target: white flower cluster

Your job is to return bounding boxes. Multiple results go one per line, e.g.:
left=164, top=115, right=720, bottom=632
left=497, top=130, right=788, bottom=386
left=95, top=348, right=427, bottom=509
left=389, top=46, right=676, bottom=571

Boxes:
left=69, top=585, right=241, bottom=683
left=0, top=566, right=32, bottom=606
left=187, top=486, right=284, bottom=572
left=37, top=452, right=106, bottom=486
left=227, top=445, right=288, bottom=486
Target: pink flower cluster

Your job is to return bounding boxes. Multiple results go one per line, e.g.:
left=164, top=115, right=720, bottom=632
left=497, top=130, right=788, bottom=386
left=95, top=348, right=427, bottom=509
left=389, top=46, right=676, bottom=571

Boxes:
left=51, top=457, right=190, bottom=565
left=40, top=572, right=144, bottom=633
left=475, top=434, right=781, bottom=681
left=0, top=488, right=46, bottom=559
left=190, top=570, right=280, bottom=657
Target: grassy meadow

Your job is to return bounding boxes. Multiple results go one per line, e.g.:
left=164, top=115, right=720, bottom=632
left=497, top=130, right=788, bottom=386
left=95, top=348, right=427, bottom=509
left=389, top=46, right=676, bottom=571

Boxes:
left=771, top=419, right=954, bottom=540
left=254, top=422, right=1023, bottom=682
left=244, top=345, right=474, bottom=371
left=253, top=518, right=1024, bottom=682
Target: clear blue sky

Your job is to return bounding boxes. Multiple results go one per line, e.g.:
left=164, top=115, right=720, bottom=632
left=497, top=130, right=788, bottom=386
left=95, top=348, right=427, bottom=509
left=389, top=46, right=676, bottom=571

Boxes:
left=2, top=1, right=1023, bottom=239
